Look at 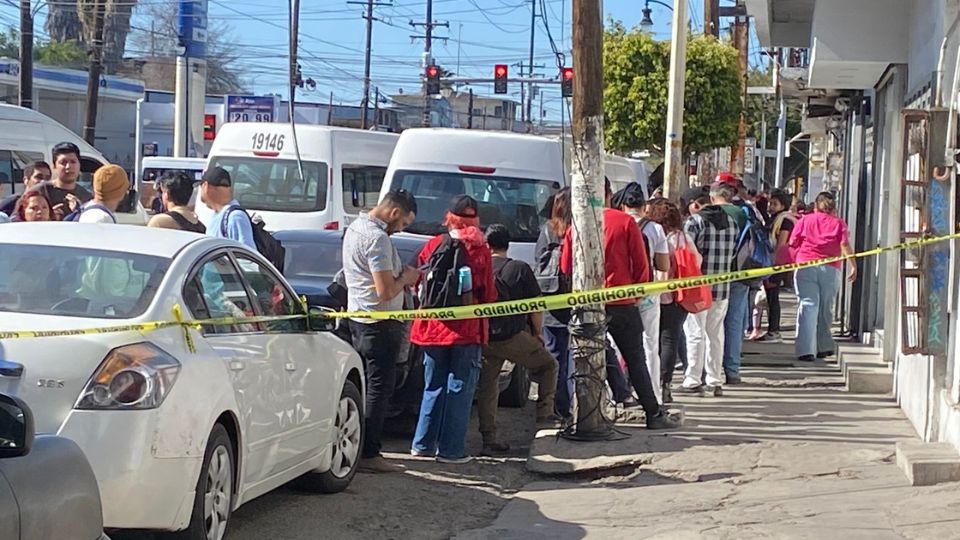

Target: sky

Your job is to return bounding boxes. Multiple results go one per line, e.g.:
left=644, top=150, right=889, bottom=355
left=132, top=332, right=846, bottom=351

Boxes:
left=0, top=0, right=764, bottom=124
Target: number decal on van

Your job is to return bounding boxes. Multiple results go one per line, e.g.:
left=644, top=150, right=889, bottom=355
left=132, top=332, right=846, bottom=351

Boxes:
left=251, top=133, right=285, bottom=152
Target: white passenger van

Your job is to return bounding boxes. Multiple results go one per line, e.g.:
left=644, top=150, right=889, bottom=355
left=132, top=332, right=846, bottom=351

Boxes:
left=0, top=104, right=147, bottom=225
left=201, top=123, right=399, bottom=231
left=138, top=156, right=206, bottom=210
left=381, top=128, right=566, bottom=264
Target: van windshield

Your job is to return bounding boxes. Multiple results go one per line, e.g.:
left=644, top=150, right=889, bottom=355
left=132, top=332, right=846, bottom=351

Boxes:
left=390, top=170, right=560, bottom=242
left=208, top=157, right=328, bottom=212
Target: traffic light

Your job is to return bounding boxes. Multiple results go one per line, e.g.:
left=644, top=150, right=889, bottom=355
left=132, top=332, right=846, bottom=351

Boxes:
left=561, top=67, right=574, bottom=98
left=494, top=64, right=508, bottom=94
left=426, top=64, right=441, bottom=95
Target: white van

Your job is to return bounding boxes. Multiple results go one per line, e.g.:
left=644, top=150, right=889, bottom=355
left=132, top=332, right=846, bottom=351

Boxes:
left=138, top=156, right=206, bottom=210
left=201, top=123, right=399, bottom=231
left=0, top=104, right=146, bottom=225
left=381, top=128, right=566, bottom=264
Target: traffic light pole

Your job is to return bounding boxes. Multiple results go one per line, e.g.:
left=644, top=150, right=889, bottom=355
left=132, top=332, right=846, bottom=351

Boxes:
left=18, top=0, right=33, bottom=109
left=567, top=0, right=609, bottom=440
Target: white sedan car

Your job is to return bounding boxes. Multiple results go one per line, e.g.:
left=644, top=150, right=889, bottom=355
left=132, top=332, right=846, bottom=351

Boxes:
left=0, top=223, right=365, bottom=539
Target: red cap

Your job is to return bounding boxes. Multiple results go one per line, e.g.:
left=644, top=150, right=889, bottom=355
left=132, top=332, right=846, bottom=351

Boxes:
left=715, top=172, right=742, bottom=188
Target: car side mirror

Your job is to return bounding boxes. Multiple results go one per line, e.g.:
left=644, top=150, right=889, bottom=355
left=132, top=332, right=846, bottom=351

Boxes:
left=0, top=394, right=34, bottom=459
left=308, top=306, right=339, bottom=333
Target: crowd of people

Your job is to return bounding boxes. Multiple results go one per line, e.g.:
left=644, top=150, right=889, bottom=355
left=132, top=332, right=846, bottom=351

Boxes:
left=1, top=141, right=856, bottom=470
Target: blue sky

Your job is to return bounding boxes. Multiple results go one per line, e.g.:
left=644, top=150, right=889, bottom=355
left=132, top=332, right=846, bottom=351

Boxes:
left=0, top=0, right=763, bottom=123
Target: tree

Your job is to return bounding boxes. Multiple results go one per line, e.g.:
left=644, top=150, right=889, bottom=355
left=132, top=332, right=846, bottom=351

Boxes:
left=603, top=23, right=742, bottom=155
left=126, top=0, right=246, bottom=94
left=47, top=0, right=135, bottom=74
left=0, top=27, right=89, bottom=69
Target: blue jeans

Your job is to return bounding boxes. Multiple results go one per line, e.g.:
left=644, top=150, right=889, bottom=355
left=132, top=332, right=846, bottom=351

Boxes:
left=723, top=281, right=750, bottom=377
left=412, top=344, right=481, bottom=459
left=795, top=266, right=840, bottom=357
left=544, top=326, right=574, bottom=417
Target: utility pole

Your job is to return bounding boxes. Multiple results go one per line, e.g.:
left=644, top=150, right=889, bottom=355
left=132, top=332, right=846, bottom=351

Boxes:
left=353, top=0, right=390, bottom=129
left=467, top=88, right=474, bottom=129
left=526, top=0, right=536, bottom=124
left=704, top=0, right=720, bottom=38
left=731, top=11, right=749, bottom=174
left=18, top=0, right=33, bottom=109
left=83, top=0, right=105, bottom=145
left=568, top=0, right=608, bottom=439
left=410, top=0, right=447, bottom=127
left=774, top=48, right=787, bottom=188
left=372, top=86, right=380, bottom=129
left=662, top=0, right=688, bottom=198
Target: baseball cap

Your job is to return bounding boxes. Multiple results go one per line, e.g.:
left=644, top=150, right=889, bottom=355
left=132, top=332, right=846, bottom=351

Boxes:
left=449, top=195, right=478, bottom=218
left=201, top=166, right=232, bottom=187
left=715, top=172, right=743, bottom=188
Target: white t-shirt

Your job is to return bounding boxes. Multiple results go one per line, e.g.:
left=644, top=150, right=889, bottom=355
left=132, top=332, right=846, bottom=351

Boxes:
left=78, top=207, right=116, bottom=224
left=641, top=220, right=669, bottom=256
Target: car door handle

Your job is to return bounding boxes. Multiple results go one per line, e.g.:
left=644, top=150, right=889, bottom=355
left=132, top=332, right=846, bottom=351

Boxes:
left=228, top=360, right=245, bottom=371
left=0, top=360, right=23, bottom=378
left=284, top=362, right=297, bottom=372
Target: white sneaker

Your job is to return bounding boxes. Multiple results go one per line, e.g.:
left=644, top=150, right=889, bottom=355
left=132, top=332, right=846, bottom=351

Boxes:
left=436, top=455, right=473, bottom=464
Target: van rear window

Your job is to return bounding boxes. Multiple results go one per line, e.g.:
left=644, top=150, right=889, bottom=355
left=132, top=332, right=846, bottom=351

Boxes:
left=390, top=170, right=559, bottom=243
left=209, top=157, right=328, bottom=212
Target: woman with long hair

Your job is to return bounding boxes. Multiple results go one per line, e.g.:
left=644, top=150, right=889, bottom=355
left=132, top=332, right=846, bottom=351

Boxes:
left=13, top=188, right=53, bottom=222
left=789, top=192, right=855, bottom=361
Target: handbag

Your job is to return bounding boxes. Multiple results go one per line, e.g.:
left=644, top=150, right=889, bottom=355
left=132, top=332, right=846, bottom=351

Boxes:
left=673, top=232, right=713, bottom=314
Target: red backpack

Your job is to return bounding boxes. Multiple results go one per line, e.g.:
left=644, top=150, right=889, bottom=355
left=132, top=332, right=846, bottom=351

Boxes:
left=673, top=233, right=712, bottom=314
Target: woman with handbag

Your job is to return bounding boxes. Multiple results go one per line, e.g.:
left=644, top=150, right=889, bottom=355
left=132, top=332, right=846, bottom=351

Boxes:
left=646, top=199, right=711, bottom=402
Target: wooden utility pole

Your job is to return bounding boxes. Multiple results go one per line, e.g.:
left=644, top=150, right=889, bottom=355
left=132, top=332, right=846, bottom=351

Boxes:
left=568, top=0, right=608, bottom=438
left=731, top=11, right=749, bottom=174
left=467, top=88, right=474, bottom=129
left=82, top=0, right=105, bottom=145
left=704, top=0, right=720, bottom=38
left=18, top=0, right=33, bottom=109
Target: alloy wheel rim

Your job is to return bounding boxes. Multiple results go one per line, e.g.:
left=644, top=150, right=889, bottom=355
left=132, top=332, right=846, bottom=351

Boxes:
left=204, top=445, right=232, bottom=540
left=330, top=396, right=361, bottom=478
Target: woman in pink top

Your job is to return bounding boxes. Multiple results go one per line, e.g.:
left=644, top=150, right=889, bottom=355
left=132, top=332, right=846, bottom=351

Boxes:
left=789, top=192, right=856, bottom=361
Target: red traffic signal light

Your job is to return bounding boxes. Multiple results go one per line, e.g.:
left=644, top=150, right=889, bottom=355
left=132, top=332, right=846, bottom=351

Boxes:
left=494, top=64, right=508, bottom=94
left=561, top=67, right=573, bottom=97
left=426, top=64, right=441, bottom=95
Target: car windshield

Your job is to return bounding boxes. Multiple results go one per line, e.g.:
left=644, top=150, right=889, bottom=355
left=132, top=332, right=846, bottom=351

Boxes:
left=390, top=170, right=559, bottom=242
left=0, top=245, right=168, bottom=319
left=208, top=157, right=328, bottom=212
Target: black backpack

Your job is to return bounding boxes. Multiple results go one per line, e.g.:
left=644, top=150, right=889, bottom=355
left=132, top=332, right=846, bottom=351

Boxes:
left=419, top=234, right=469, bottom=309
left=222, top=207, right=287, bottom=274
left=489, top=258, right=528, bottom=341
left=637, top=217, right=656, bottom=270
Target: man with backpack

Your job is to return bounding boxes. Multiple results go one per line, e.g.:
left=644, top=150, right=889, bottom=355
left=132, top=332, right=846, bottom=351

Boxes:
left=715, top=173, right=769, bottom=384
left=75, top=165, right=130, bottom=224
left=201, top=166, right=256, bottom=250
left=477, top=224, right=559, bottom=456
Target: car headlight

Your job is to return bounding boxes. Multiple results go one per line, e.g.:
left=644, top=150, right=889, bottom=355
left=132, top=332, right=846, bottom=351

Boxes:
left=75, top=343, right=181, bottom=410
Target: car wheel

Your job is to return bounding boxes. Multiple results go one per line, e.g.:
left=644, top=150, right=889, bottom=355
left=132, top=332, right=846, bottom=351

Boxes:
left=499, top=364, right=530, bottom=408
left=311, top=380, right=363, bottom=493
left=171, top=424, right=234, bottom=540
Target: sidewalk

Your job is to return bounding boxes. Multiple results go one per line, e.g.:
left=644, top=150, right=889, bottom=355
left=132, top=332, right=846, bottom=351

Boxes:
left=456, top=298, right=960, bottom=539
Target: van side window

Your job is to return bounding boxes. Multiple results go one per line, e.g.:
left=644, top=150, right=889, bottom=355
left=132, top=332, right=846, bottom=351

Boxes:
left=342, top=165, right=387, bottom=214
left=0, top=150, right=44, bottom=195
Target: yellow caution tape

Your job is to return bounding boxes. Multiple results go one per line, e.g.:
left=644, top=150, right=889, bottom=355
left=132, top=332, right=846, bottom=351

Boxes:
left=0, top=232, right=956, bottom=339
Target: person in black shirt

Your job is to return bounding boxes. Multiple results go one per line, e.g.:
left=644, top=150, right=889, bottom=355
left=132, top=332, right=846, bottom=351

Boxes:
left=477, top=224, right=559, bottom=456
left=43, top=142, right=92, bottom=220
left=754, top=188, right=797, bottom=343
left=0, top=161, right=51, bottom=216
left=147, top=171, right=206, bottom=233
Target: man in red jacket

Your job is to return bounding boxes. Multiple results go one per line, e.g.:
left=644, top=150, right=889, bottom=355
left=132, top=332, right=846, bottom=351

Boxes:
left=410, top=195, right=497, bottom=463
left=561, top=179, right=679, bottom=429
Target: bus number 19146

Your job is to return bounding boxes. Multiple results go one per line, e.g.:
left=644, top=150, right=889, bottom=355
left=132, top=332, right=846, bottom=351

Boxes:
left=251, top=133, right=285, bottom=152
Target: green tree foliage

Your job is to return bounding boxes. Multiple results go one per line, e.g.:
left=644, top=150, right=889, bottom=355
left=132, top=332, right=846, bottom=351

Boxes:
left=0, top=27, right=87, bottom=69
left=603, top=23, right=743, bottom=155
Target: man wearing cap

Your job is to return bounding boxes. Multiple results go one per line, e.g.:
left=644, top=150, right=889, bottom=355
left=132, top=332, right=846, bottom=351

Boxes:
left=200, top=166, right=256, bottom=250
left=77, top=164, right=130, bottom=224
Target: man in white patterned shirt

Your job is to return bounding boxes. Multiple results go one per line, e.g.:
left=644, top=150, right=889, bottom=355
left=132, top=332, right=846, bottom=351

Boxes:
left=680, top=182, right=740, bottom=397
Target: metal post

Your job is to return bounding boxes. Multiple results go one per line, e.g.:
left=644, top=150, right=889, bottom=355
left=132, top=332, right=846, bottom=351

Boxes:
left=289, top=0, right=305, bottom=182
left=526, top=0, right=536, bottom=124
left=568, top=0, right=608, bottom=439
left=83, top=0, right=105, bottom=145
left=421, top=0, right=433, bottom=127
left=774, top=49, right=787, bottom=188
left=759, top=115, right=767, bottom=187
left=467, top=88, right=474, bottom=129
left=360, top=0, right=374, bottom=129
left=372, top=86, right=380, bottom=129
left=662, top=0, right=688, bottom=199
left=18, top=0, right=33, bottom=109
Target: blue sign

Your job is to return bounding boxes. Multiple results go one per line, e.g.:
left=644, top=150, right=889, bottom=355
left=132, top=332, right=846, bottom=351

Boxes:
left=225, top=96, right=277, bottom=123
left=177, top=0, right=208, bottom=59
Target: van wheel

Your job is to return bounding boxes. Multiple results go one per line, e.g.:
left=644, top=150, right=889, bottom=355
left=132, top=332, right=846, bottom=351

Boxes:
left=169, top=424, right=234, bottom=540
left=499, top=365, right=530, bottom=408
left=310, top=380, right=363, bottom=493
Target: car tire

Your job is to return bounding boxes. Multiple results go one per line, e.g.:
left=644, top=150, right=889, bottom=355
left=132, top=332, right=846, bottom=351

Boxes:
left=499, top=364, right=530, bottom=408
left=171, top=423, right=235, bottom=540
left=309, top=379, right=363, bottom=494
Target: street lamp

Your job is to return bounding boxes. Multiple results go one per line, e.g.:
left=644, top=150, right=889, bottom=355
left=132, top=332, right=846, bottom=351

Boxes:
left=640, top=0, right=675, bottom=28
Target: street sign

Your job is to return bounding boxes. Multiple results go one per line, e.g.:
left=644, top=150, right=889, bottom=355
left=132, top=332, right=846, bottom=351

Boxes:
left=177, top=0, right=208, bottom=58
left=744, top=137, right=756, bottom=174
left=224, top=96, right=277, bottom=123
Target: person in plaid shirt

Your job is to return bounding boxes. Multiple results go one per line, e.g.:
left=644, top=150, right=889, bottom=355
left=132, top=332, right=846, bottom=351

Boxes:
left=679, top=182, right=740, bottom=397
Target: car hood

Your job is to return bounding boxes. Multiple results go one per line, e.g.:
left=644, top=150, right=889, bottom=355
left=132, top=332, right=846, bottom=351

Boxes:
left=0, top=312, right=149, bottom=433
